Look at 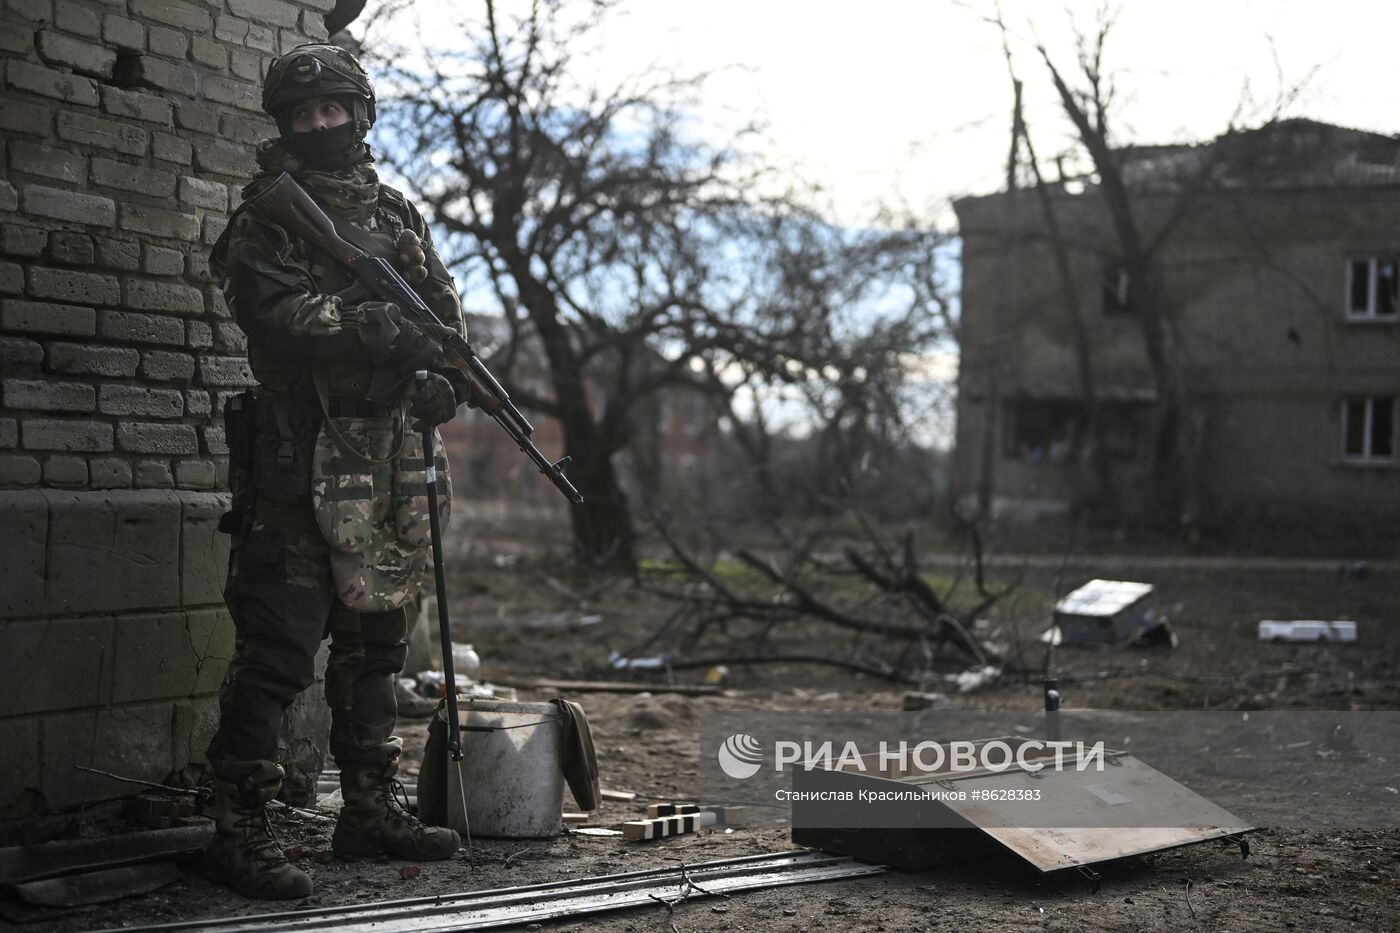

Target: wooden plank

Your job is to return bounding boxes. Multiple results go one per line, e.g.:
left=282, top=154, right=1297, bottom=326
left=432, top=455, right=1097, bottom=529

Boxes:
left=791, top=749, right=1252, bottom=874
left=934, top=755, right=1251, bottom=872
left=646, top=803, right=699, bottom=818
left=623, top=812, right=716, bottom=841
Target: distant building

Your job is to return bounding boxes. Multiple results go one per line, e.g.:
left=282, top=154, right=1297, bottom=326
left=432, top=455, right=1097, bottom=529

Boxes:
left=952, top=119, right=1400, bottom=528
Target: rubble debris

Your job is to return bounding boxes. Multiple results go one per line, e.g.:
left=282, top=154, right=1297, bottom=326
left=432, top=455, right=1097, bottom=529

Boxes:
left=600, top=788, right=637, bottom=802
left=394, top=678, right=440, bottom=719
left=947, top=665, right=1001, bottom=693
left=399, top=865, right=422, bottom=880
left=608, top=650, right=673, bottom=671
left=1315, top=723, right=1370, bottom=761
left=1337, top=560, right=1370, bottom=579
left=902, top=691, right=952, bottom=711
left=704, top=665, right=730, bottom=684
left=126, top=793, right=198, bottom=830
left=1258, top=620, right=1357, bottom=642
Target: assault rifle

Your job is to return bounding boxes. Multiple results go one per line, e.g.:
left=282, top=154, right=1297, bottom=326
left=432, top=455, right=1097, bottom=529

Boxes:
left=244, top=171, right=583, bottom=505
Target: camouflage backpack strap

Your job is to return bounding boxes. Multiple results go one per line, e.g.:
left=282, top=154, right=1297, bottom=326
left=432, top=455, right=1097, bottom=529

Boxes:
left=311, top=364, right=406, bottom=466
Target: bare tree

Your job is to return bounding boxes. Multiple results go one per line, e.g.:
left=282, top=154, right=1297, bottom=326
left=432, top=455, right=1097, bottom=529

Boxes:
left=369, top=0, right=954, bottom=566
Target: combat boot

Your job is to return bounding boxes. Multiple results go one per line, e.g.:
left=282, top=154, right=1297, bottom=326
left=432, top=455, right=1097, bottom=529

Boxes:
left=332, top=759, right=461, bottom=860
left=203, top=761, right=313, bottom=900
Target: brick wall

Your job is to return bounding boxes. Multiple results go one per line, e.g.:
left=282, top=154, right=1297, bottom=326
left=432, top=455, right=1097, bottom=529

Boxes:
left=0, top=0, right=336, bottom=823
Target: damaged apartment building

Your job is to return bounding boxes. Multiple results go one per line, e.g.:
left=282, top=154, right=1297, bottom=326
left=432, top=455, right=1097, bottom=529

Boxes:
left=0, top=0, right=370, bottom=832
left=952, top=119, right=1400, bottom=534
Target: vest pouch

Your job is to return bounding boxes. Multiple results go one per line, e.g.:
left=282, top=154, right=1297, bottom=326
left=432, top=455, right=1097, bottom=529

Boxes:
left=330, top=541, right=430, bottom=613
left=392, top=428, right=452, bottom=549
left=253, top=399, right=317, bottom=500
left=310, top=416, right=396, bottom=554
left=312, top=413, right=430, bottom=613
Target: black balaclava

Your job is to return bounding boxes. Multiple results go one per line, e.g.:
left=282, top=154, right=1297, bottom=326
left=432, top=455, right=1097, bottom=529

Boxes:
left=279, top=95, right=368, bottom=171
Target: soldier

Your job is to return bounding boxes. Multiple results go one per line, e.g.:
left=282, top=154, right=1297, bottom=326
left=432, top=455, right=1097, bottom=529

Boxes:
left=204, top=43, right=467, bottom=899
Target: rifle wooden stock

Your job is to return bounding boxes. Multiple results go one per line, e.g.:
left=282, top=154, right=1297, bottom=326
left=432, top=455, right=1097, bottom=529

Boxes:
left=243, top=172, right=584, bottom=505
left=244, top=172, right=362, bottom=267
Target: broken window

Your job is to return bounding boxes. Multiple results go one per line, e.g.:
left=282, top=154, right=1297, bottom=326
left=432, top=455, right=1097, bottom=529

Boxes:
left=1006, top=401, right=1143, bottom=464
left=1345, top=257, right=1398, bottom=321
left=1102, top=262, right=1132, bottom=315
left=1006, top=402, right=1080, bottom=463
left=1341, top=396, right=1395, bottom=462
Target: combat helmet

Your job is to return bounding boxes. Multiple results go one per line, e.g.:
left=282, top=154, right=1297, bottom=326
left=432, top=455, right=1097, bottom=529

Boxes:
left=262, top=43, right=376, bottom=139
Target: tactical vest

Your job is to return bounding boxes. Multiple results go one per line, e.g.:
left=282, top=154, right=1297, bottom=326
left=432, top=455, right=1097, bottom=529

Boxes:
left=249, top=184, right=412, bottom=401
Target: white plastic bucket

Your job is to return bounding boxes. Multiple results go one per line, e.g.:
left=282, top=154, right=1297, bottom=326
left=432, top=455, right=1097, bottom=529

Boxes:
left=443, top=698, right=565, bottom=838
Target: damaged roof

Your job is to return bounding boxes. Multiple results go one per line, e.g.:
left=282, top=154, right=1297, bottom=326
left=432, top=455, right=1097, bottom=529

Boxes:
left=1116, top=118, right=1400, bottom=191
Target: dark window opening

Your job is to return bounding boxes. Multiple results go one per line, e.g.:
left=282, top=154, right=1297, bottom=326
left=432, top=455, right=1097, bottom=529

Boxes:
left=1346, top=256, right=1399, bottom=320
left=1341, top=396, right=1396, bottom=461
left=1102, top=264, right=1132, bottom=315
left=1006, top=400, right=1143, bottom=464
left=1378, top=261, right=1397, bottom=316
left=1372, top=398, right=1394, bottom=458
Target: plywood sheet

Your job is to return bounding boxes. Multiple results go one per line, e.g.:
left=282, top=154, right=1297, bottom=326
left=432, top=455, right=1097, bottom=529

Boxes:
left=915, top=754, right=1251, bottom=872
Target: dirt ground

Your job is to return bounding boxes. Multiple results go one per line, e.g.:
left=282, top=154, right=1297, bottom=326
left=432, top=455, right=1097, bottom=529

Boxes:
left=8, top=545, right=1400, bottom=932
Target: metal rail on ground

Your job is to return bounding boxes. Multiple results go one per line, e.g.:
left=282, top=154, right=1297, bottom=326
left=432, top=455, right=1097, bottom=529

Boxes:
left=87, top=850, right=884, bottom=932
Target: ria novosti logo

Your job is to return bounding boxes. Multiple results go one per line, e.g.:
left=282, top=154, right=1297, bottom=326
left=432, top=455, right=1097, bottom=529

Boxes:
left=717, top=733, right=764, bottom=779
left=716, top=734, right=1108, bottom=780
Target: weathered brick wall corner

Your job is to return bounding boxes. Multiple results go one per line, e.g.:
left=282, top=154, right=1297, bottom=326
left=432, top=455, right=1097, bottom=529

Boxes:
left=0, top=0, right=341, bottom=827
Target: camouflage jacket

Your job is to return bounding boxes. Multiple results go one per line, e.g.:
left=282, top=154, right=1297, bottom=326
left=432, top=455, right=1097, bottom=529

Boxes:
left=211, top=140, right=465, bottom=402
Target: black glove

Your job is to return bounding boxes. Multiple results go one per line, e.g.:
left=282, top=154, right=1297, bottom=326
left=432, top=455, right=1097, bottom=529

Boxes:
left=438, top=367, right=476, bottom=409
left=388, top=319, right=453, bottom=374
left=409, top=372, right=458, bottom=430
left=344, top=300, right=403, bottom=357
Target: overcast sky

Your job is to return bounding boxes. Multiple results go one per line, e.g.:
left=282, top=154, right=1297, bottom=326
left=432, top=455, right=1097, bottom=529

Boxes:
left=578, top=0, right=1397, bottom=224
left=365, top=1, right=1398, bottom=225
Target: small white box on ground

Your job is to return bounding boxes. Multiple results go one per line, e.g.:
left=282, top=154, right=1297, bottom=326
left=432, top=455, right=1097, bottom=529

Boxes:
left=1257, top=620, right=1357, bottom=642
left=1051, top=579, right=1158, bottom=646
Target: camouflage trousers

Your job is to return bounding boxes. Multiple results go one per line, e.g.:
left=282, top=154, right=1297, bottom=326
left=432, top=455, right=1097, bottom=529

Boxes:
left=205, top=494, right=409, bottom=773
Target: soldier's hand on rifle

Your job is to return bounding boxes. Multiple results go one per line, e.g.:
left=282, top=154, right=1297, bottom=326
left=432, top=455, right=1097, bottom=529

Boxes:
left=438, top=368, right=476, bottom=410
left=397, top=230, right=429, bottom=287
left=408, top=372, right=458, bottom=430
left=386, top=317, right=455, bottom=373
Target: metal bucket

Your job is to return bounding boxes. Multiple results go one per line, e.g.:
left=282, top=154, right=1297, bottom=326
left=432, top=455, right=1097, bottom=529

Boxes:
left=443, top=698, right=565, bottom=838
